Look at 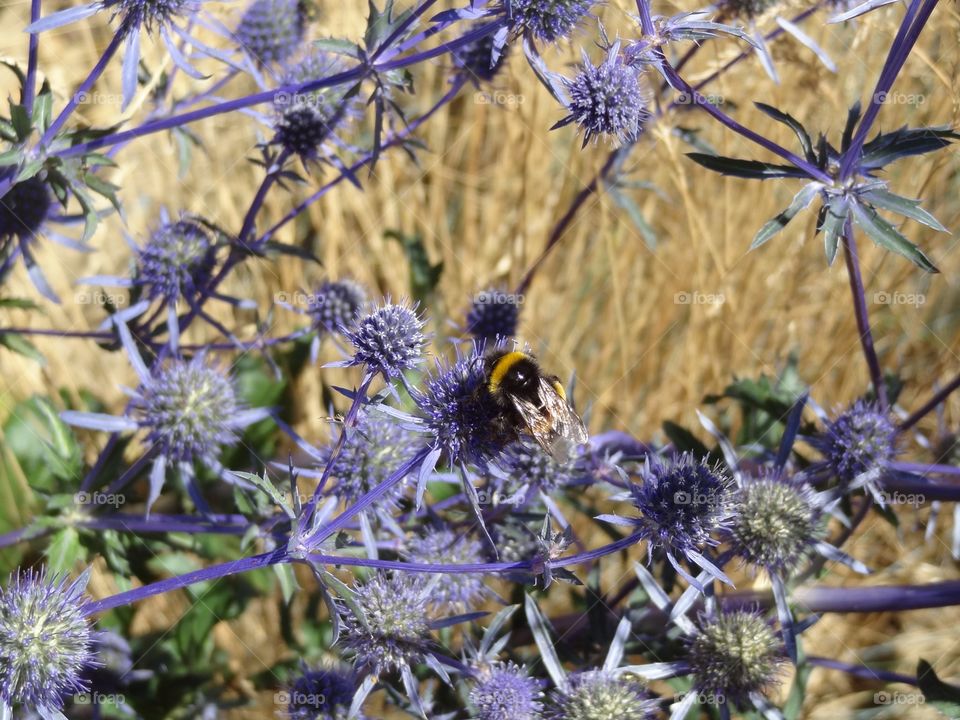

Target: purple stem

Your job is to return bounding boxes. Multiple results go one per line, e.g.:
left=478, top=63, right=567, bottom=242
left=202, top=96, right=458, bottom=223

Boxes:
left=39, top=30, right=126, bottom=147
left=842, top=219, right=888, bottom=408
left=899, top=372, right=960, bottom=432
left=0, top=327, right=113, bottom=340
left=807, top=656, right=919, bottom=686
left=890, top=461, right=960, bottom=476
left=839, top=0, right=938, bottom=180
left=24, top=0, right=42, bottom=116
left=794, top=579, right=960, bottom=612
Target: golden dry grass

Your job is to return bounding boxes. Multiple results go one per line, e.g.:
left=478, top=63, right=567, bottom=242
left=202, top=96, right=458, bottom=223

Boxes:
left=2, top=0, right=960, bottom=717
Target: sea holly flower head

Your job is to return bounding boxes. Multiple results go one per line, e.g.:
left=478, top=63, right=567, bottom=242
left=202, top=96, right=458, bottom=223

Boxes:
left=453, top=33, right=509, bottom=84
left=507, top=0, right=595, bottom=43
left=285, top=664, right=363, bottom=719
left=465, top=288, right=521, bottom=340
left=547, top=670, right=657, bottom=720
left=339, top=573, right=433, bottom=675
left=812, top=400, right=897, bottom=497
left=726, top=472, right=825, bottom=575
left=340, top=300, right=427, bottom=380
left=687, top=611, right=786, bottom=709
left=404, top=527, right=487, bottom=610
left=0, top=568, right=96, bottom=715
left=555, top=43, right=651, bottom=148
left=493, top=439, right=576, bottom=505
left=469, top=661, right=544, bottom=720
left=235, top=0, right=307, bottom=65
left=309, top=279, right=367, bottom=336
left=135, top=216, right=217, bottom=304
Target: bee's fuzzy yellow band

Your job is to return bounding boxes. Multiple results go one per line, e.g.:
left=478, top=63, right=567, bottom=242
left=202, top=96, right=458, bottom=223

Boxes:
left=487, top=351, right=530, bottom=394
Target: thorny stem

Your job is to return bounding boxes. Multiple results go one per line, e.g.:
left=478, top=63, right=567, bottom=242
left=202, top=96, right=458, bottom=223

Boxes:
left=899, top=372, right=960, bottom=432
left=841, top=219, right=888, bottom=409
left=24, top=0, right=42, bottom=116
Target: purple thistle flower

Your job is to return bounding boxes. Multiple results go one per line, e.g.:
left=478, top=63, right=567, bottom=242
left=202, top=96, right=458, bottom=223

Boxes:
left=470, top=661, right=544, bottom=720
left=285, top=665, right=364, bottom=719
left=496, top=440, right=576, bottom=500
left=0, top=568, right=96, bottom=714
left=726, top=473, right=825, bottom=576
left=598, top=453, right=733, bottom=586
left=812, top=400, right=898, bottom=488
left=310, top=279, right=367, bottom=336
left=508, top=0, right=595, bottom=43
left=135, top=217, right=217, bottom=305
left=101, top=0, right=198, bottom=33
left=322, top=411, right=417, bottom=509
left=339, top=573, right=433, bottom=675
left=556, top=44, right=651, bottom=148
left=340, top=301, right=427, bottom=380
left=411, top=347, right=505, bottom=467
left=453, top=33, right=509, bottom=84
left=687, top=611, right=786, bottom=709
left=235, top=0, right=306, bottom=65
left=404, top=527, right=487, bottom=609
left=547, top=670, right=657, bottom=720
left=465, top=288, right=521, bottom=340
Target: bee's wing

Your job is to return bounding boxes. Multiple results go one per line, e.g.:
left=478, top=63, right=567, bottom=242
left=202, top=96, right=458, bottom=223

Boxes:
left=510, top=378, right=588, bottom=458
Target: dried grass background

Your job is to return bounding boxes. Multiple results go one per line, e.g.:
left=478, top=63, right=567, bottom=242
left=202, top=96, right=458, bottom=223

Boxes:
left=2, top=0, right=960, bottom=717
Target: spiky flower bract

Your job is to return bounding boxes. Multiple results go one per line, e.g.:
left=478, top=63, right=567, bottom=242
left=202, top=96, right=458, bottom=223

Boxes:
left=136, top=217, right=216, bottom=304
left=324, top=411, right=416, bottom=508
left=465, top=288, right=521, bottom=340
left=726, top=473, right=825, bottom=575
left=404, top=527, right=486, bottom=609
left=557, top=44, right=650, bottom=147
left=627, top=453, right=733, bottom=562
left=688, top=611, right=786, bottom=708
left=0, top=569, right=95, bottom=713
left=412, top=347, right=504, bottom=467
left=470, top=661, right=543, bottom=720
left=286, top=666, right=362, bottom=720
left=102, top=0, right=198, bottom=34
left=342, top=301, right=426, bottom=380
left=339, top=573, right=432, bottom=675
left=813, top=401, right=897, bottom=485
left=309, top=279, right=367, bottom=335
left=236, top=0, right=306, bottom=64
left=274, top=51, right=359, bottom=158
left=547, top=670, right=657, bottom=720
left=494, top=440, right=576, bottom=504
left=508, top=0, right=594, bottom=42
left=453, top=33, right=508, bottom=84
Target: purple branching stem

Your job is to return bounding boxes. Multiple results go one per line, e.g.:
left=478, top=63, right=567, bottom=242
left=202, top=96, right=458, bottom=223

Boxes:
left=24, top=0, right=42, bottom=116
left=0, top=327, right=114, bottom=340
left=295, top=373, right=376, bottom=538
left=842, top=219, right=888, bottom=408
left=839, top=0, right=939, bottom=180
left=793, top=580, right=960, bottom=612
left=515, top=148, right=625, bottom=296
left=881, top=470, right=960, bottom=501
left=370, top=0, right=438, bottom=62
left=889, top=461, right=960, bottom=476
left=807, top=656, right=919, bottom=686
left=899, top=372, right=960, bottom=432
left=237, top=149, right=292, bottom=247
left=636, top=0, right=655, bottom=34
left=655, top=49, right=833, bottom=184
left=39, top=30, right=126, bottom=147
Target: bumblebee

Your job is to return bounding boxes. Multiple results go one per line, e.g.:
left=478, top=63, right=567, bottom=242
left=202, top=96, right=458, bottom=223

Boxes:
left=484, top=350, right=589, bottom=458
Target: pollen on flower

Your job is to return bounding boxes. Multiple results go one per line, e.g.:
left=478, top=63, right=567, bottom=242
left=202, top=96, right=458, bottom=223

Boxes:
left=688, top=611, right=786, bottom=708
left=469, top=661, right=543, bottom=720
left=342, top=301, right=427, bottom=379
left=0, top=569, right=95, bottom=712
left=236, top=0, right=306, bottom=64
left=547, top=670, right=657, bottom=720
left=339, top=573, right=432, bottom=675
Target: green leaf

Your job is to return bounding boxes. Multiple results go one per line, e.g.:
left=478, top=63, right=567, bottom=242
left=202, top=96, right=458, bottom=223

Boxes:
left=918, top=659, right=960, bottom=719
left=0, top=332, right=45, bottom=364
left=750, top=183, right=818, bottom=250
left=31, top=90, right=52, bottom=133
left=233, top=471, right=295, bottom=519
left=312, top=37, right=361, bottom=58
left=783, top=647, right=810, bottom=720
left=686, top=153, right=810, bottom=179
left=820, top=199, right=848, bottom=265
left=860, top=126, right=960, bottom=170
left=754, top=103, right=815, bottom=161
left=606, top=186, right=657, bottom=250
left=861, top=187, right=948, bottom=232
left=661, top=421, right=711, bottom=458
left=45, top=527, right=87, bottom=575
left=0, top=297, right=42, bottom=310
left=9, top=102, right=32, bottom=141
left=273, top=563, right=299, bottom=604
left=2, top=396, right=83, bottom=492
left=851, top=201, right=939, bottom=272
left=384, top=229, right=443, bottom=304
